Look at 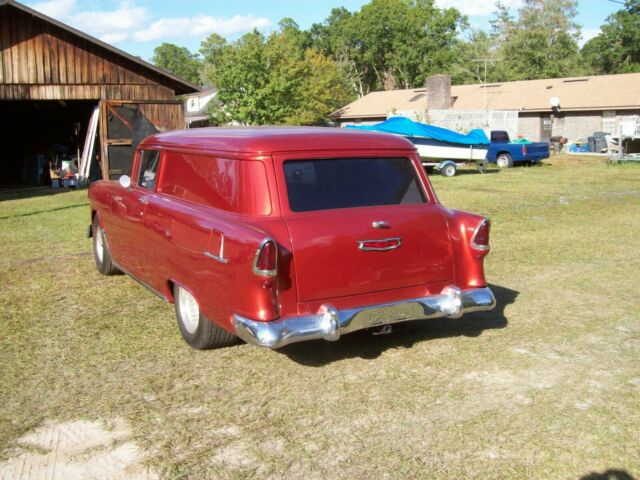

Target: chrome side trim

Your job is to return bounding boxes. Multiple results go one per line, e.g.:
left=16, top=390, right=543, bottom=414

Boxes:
left=204, top=233, right=229, bottom=264
left=233, top=286, right=496, bottom=349
left=358, top=237, right=402, bottom=252
left=204, top=251, right=229, bottom=264
left=102, top=228, right=169, bottom=302
left=111, top=259, right=169, bottom=302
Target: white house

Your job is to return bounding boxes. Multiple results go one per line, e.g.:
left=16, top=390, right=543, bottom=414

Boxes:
left=185, top=87, right=217, bottom=128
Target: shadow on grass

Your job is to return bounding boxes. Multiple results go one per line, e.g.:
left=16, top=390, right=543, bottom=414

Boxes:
left=580, top=469, right=636, bottom=480
left=454, top=168, right=500, bottom=176
left=0, top=202, right=88, bottom=220
left=0, top=185, right=81, bottom=202
left=280, top=283, right=517, bottom=367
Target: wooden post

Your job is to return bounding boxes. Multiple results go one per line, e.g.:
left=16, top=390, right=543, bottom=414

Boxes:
left=98, top=100, right=109, bottom=180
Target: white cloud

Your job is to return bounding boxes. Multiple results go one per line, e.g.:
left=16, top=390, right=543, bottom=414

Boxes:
left=132, top=14, right=271, bottom=42
left=30, top=0, right=76, bottom=18
left=435, top=0, right=523, bottom=16
left=579, top=27, right=601, bottom=47
left=99, top=32, right=129, bottom=44
left=26, top=0, right=271, bottom=45
left=71, top=2, right=150, bottom=36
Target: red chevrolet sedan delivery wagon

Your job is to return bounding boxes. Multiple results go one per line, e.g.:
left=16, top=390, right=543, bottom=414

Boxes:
left=88, top=127, right=495, bottom=350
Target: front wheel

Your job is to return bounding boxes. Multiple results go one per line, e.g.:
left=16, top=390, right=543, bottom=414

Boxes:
left=174, top=284, right=237, bottom=350
left=496, top=154, right=513, bottom=168
left=92, top=215, right=119, bottom=275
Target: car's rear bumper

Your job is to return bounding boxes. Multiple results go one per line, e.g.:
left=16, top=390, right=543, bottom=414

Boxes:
left=232, top=286, right=496, bottom=349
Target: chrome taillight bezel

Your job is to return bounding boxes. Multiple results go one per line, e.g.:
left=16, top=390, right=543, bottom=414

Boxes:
left=470, top=218, right=491, bottom=251
left=252, top=238, right=278, bottom=276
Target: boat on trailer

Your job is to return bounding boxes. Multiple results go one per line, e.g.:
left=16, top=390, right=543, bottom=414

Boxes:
left=347, top=116, right=490, bottom=176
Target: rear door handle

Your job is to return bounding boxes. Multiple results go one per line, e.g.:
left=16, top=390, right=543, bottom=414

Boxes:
left=138, top=197, right=149, bottom=205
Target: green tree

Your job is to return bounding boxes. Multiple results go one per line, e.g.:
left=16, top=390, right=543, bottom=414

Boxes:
left=199, top=33, right=227, bottom=67
left=492, top=0, right=583, bottom=81
left=582, top=0, right=640, bottom=73
left=452, top=28, right=497, bottom=84
left=151, top=43, right=202, bottom=85
left=309, top=8, right=365, bottom=95
left=202, top=27, right=353, bottom=126
left=310, top=0, right=466, bottom=94
left=293, top=49, right=355, bottom=125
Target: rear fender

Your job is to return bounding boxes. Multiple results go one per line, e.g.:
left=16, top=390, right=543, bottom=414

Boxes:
left=443, top=209, right=491, bottom=289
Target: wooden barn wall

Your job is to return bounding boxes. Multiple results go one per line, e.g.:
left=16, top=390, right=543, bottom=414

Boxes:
left=0, top=6, right=178, bottom=100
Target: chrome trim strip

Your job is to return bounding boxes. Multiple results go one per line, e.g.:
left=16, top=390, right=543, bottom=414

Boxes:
left=204, top=251, right=228, bottom=264
left=204, top=233, right=229, bottom=264
left=100, top=228, right=169, bottom=302
left=233, top=286, right=496, bottom=349
left=358, top=237, right=402, bottom=252
left=252, top=237, right=278, bottom=276
left=111, top=259, right=169, bottom=302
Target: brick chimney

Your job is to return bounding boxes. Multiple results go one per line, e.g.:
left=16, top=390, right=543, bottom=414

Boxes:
left=426, top=74, right=451, bottom=110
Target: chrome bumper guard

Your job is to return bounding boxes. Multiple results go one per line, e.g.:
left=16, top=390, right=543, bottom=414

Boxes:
left=232, top=286, right=496, bottom=349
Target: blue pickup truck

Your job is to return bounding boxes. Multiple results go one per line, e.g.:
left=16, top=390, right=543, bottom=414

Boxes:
left=487, top=131, right=550, bottom=168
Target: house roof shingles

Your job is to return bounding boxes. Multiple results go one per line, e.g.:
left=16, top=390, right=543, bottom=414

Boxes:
left=332, top=73, right=640, bottom=119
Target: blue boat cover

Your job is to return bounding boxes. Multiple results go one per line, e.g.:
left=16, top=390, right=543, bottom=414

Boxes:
left=347, top=116, right=490, bottom=145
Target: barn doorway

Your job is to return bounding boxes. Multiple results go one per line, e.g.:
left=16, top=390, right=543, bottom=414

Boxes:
left=0, top=100, right=98, bottom=188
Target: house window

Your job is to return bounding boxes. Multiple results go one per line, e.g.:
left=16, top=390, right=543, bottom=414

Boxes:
left=602, top=111, right=616, bottom=133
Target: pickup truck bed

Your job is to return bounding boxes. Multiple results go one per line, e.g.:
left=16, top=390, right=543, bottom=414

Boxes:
left=486, top=131, right=550, bottom=167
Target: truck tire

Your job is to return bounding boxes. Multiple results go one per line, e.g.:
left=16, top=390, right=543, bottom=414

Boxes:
left=496, top=153, right=513, bottom=168
left=440, top=162, right=457, bottom=177
left=92, top=214, right=119, bottom=276
left=174, top=284, right=237, bottom=350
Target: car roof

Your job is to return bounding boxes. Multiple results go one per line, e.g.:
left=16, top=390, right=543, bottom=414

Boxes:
left=139, top=126, right=416, bottom=154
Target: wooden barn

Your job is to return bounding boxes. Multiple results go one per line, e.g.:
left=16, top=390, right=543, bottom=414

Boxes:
left=0, top=0, right=198, bottom=186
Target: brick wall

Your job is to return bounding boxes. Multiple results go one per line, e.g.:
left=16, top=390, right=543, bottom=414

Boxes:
left=518, top=113, right=541, bottom=141
left=518, top=110, right=640, bottom=142
left=551, top=112, right=602, bottom=141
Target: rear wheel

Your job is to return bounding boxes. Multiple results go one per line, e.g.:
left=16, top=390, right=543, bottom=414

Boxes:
left=92, top=215, right=119, bottom=275
left=496, top=153, right=513, bottom=168
left=440, top=163, right=457, bottom=177
left=174, top=284, right=237, bottom=350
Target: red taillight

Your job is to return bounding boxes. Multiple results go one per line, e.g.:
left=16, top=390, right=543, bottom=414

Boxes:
left=471, top=219, right=490, bottom=250
left=522, top=145, right=527, bottom=156
left=253, top=238, right=277, bottom=276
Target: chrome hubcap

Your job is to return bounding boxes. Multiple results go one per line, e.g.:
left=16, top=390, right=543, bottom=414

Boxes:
left=95, top=226, right=104, bottom=263
left=178, top=286, right=199, bottom=334
left=497, top=157, right=508, bottom=168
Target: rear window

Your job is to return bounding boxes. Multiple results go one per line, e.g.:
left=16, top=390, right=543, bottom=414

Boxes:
left=284, top=158, right=426, bottom=212
left=491, top=131, right=509, bottom=142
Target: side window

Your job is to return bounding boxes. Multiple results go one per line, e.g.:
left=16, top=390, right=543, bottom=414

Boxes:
left=137, top=150, right=161, bottom=191
left=159, top=151, right=272, bottom=215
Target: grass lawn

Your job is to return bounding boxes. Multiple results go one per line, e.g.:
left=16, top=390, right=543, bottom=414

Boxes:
left=1, top=156, right=639, bottom=479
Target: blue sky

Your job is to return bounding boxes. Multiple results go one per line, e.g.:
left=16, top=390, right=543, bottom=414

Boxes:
left=26, top=0, right=621, bottom=61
